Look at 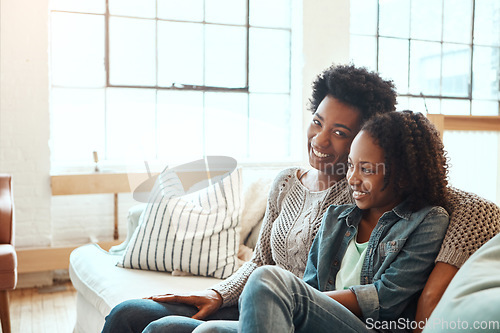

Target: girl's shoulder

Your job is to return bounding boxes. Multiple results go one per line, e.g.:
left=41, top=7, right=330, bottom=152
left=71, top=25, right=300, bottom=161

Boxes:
left=425, top=205, right=449, bottom=217
left=324, top=204, right=358, bottom=221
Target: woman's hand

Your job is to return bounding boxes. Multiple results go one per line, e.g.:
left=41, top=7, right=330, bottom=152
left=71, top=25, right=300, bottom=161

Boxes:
left=144, top=289, right=223, bottom=320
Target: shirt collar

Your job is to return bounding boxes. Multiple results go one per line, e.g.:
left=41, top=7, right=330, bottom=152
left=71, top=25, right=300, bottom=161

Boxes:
left=339, top=199, right=413, bottom=225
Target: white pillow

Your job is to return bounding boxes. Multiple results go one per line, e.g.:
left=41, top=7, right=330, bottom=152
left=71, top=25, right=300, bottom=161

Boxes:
left=118, top=168, right=243, bottom=279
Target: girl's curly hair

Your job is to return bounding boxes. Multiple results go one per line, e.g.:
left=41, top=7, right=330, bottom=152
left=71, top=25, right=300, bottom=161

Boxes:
left=361, top=111, right=449, bottom=212
left=308, top=64, right=397, bottom=121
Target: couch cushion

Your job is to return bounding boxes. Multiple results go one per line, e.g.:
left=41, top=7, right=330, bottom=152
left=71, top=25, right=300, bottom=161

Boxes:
left=69, top=243, right=223, bottom=319
left=118, top=167, right=243, bottom=279
left=423, top=232, right=500, bottom=332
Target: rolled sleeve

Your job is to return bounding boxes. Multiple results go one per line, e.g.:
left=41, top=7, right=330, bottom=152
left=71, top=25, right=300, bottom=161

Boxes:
left=350, top=284, right=379, bottom=320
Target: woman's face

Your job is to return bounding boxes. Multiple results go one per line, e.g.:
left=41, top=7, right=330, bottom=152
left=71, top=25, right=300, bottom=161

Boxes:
left=307, top=95, right=362, bottom=177
left=347, top=130, right=400, bottom=212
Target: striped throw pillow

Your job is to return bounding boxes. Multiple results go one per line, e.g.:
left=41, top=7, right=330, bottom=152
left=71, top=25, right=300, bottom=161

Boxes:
left=118, top=168, right=243, bottom=279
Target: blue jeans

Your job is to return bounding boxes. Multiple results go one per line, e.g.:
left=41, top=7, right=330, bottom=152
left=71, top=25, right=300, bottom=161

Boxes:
left=237, top=266, right=375, bottom=333
left=101, top=299, right=238, bottom=333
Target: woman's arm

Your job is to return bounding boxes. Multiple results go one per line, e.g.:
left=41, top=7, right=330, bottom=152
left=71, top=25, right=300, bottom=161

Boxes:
left=413, top=262, right=458, bottom=333
left=150, top=169, right=288, bottom=319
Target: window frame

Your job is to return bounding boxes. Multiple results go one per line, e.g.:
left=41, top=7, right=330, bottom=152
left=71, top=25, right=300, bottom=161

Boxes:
left=49, top=0, right=298, bottom=171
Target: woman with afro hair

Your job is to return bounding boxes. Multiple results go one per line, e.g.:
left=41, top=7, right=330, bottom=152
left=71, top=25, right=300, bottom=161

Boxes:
left=236, top=110, right=450, bottom=333
left=102, top=65, right=398, bottom=333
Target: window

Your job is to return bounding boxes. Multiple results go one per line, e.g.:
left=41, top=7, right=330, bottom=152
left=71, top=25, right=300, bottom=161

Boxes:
left=50, top=0, right=295, bottom=171
left=349, top=0, right=500, bottom=203
left=349, top=0, right=499, bottom=116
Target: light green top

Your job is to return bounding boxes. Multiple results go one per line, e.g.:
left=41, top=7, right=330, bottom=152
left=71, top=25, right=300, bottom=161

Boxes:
left=335, top=237, right=369, bottom=290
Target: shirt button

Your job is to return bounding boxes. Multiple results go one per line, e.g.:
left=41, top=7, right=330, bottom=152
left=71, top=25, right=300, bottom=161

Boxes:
left=345, top=231, right=351, bottom=237
left=328, top=279, right=334, bottom=285
left=333, top=260, right=338, bottom=266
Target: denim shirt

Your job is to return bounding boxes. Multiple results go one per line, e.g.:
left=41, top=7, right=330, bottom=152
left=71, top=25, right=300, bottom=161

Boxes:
left=303, top=201, right=449, bottom=322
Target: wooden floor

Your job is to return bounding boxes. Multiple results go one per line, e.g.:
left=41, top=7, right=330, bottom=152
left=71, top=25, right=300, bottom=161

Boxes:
left=8, top=282, right=76, bottom=333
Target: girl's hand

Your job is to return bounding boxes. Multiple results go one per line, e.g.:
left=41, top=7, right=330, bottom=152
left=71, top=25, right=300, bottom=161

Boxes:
left=144, top=289, right=223, bottom=320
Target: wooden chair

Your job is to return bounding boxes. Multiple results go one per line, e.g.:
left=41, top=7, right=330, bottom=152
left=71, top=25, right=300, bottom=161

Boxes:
left=0, top=175, right=16, bottom=333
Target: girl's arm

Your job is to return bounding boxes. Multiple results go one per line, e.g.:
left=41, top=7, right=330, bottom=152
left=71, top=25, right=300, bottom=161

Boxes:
left=324, top=289, right=362, bottom=318
left=350, top=207, right=449, bottom=321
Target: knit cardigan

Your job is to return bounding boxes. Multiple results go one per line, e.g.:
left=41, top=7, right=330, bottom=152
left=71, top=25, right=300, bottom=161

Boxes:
left=211, top=168, right=500, bottom=307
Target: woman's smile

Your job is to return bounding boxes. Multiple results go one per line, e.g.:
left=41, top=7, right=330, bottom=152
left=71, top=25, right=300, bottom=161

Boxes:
left=312, top=147, right=333, bottom=159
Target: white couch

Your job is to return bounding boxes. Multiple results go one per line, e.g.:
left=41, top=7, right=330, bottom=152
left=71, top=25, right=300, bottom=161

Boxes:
left=69, top=169, right=276, bottom=333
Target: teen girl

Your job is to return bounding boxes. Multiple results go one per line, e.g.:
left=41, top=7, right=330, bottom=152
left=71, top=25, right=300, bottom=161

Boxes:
left=235, top=111, right=450, bottom=333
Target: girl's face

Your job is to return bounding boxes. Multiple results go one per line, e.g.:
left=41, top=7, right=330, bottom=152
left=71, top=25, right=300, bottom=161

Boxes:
left=307, top=95, right=362, bottom=177
left=347, top=131, right=401, bottom=212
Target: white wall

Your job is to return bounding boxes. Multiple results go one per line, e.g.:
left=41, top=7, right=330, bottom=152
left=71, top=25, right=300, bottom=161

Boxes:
left=0, top=0, right=351, bottom=252
left=0, top=0, right=51, bottom=248
left=300, top=0, right=350, bottom=164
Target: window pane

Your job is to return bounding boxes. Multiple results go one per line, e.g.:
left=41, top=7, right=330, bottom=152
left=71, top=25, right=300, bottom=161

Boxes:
left=472, top=46, right=500, bottom=100
left=109, top=0, right=156, bottom=18
left=443, top=0, right=472, bottom=43
left=249, top=93, right=290, bottom=160
left=409, top=41, right=441, bottom=95
left=158, top=0, right=203, bottom=21
left=204, top=92, right=248, bottom=159
left=397, top=96, right=410, bottom=111
left=206, top=0, right=246, bottom=25
left=109, top=17, right=156, bottom=86
left=379, top=37, right=409, bottom=94
left=445, top=131, right=498, bottom=201
left=349, top=35, right=377, bottom=72
left=205, top=25, right=247, bottom=88
left=410, top=0, right=442, bottom=41
left=157, top=90, right=204, bottom=162
left=441, top=99, right=470, bottom=115
left=158, top=22, right=203, bottom=86
left=409, top=97, right=441, bottom=114
left=106, top=88, right=156, bottom=161
left=441, top=43, right=471, bottom=97
left=350, top=0, right=377, bottom=35
left=50, top=0, right=104, bottom=14
left=249, top=28, right=290, bottom=93
left=474, top=0, right=500, bottom=46
left=50, top=88, right=105, bottom=164
left=471, top=100, right=499, bottom=116
left=379, top=0, right=410, bottom=38
left=51, top=12, right=105, bottom=87
left=250, top=0, right=290, bottom=28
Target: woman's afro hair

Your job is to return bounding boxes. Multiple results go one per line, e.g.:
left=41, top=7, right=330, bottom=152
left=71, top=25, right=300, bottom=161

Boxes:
left=308, top=64, right=397, bottom=121
left=361, top=111, right=449, bottom=212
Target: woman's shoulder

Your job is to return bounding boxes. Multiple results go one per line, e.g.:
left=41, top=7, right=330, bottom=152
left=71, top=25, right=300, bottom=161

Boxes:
left=273, top=167, right=301, bottom=181
left=266, top=167, right=302, bottom=202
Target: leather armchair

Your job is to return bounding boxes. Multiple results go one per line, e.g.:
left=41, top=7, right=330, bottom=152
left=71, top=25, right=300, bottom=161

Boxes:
left=0, top=175, right=16, bottom=333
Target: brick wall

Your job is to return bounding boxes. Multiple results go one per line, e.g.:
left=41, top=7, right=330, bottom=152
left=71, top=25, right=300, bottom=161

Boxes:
left=0, top=0, right=51, bottom=248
